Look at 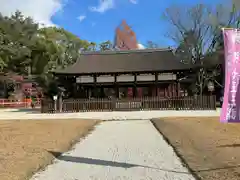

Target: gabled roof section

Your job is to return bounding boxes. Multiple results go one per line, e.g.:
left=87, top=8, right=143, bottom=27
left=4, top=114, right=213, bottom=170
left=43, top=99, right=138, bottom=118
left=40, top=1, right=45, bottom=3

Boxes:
left=54, top=48, right=193, bottom=75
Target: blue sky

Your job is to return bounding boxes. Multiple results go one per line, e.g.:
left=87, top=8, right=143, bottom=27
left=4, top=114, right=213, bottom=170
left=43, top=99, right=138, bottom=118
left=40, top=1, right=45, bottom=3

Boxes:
left=50, top=0, right=222, bottom=47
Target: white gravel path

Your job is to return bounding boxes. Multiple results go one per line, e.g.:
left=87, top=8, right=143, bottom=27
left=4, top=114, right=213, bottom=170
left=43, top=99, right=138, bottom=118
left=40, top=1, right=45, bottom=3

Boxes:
left=30, top=120, right=196, bottom=180
left=0, top=108, right=220, bottom=120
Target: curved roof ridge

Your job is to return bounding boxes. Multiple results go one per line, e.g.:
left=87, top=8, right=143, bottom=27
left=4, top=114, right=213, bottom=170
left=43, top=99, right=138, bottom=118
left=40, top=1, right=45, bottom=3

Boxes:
left=54, top=48, right=193, bottom=75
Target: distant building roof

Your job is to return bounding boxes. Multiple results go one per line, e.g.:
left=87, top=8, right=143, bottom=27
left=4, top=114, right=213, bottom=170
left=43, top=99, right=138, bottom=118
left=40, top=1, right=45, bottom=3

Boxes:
left=54, top=48, right=194, bottom=75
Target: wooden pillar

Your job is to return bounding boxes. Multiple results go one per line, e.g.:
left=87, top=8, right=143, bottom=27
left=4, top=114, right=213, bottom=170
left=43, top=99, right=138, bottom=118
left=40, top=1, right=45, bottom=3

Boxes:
left=169, top=84, right=172, bottom=97
left=73, top=82, right=77, bottom=98
left=178, top=82, right=180, bottom=96
left=58, top=92, right=63, bottom=112
left=133, top=73, right=137, bottom=97
left=93, top=74, right=97, bottom=98
left=164, top=86, right=166, bottom=97
left=176, top=72, right=180, bottom=97
left=114, top=74, right=119, bottom=98
left=133, top=85, right=137, bottom=97
left=173, top=83, right=176, bottom=97
left=155, top=72, right=158, bottom=96
left=116, top=86, right=119, bottom=98
left=88, top=88, right=92, bottom=98
left=100, top=86, right=104, bottom=98
left=172, top=83, right=174, bottom=97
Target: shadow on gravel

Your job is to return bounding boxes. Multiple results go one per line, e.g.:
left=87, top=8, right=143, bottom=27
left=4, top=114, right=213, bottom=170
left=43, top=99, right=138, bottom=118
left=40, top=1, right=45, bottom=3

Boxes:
left=48, top=151, right=191, bottom=174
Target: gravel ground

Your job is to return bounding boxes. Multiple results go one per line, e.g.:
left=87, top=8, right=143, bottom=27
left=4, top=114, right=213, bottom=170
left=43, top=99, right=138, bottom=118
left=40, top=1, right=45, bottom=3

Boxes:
left=30, top=120, right=195, bottom=180
left=0, top=109, right=220, bottom=120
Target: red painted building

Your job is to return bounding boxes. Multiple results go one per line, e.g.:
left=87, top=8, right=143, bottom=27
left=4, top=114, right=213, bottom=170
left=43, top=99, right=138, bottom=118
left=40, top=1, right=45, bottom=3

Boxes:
left=0, top=73, right=41, bottom=100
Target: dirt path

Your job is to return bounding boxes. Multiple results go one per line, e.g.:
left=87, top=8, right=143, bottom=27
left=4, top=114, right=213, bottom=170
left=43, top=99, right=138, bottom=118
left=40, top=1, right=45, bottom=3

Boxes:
left=0, top=119, right=98, bottom=180
left=152, top=117, right=240, bottom=180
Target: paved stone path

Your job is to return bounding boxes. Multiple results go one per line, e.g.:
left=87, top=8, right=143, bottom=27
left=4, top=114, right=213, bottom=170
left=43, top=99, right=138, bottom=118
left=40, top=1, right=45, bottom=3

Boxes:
left=31, top=120, right=195, bottom=180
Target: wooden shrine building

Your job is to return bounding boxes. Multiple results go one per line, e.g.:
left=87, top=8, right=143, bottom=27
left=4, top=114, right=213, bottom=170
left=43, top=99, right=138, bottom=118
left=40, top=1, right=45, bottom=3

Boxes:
left=53, top=48, right=195, bottom=99
left=41, top=20, right=216, bottom=113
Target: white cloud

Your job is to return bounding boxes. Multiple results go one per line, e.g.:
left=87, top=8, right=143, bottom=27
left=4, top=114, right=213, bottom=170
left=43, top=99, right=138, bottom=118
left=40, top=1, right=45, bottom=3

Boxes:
left=89, top=0, right=114, bottom=13
left=78, top=15, right=86, bottom=22
left=0, top=0, right=67, bottom=26
left=137, top=43, right=145, bottom=49
left=129, top=0, right=138, bottom=4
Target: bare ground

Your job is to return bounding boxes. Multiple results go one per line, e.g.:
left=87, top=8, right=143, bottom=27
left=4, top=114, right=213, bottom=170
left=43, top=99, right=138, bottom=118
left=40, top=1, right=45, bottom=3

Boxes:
left=0, top=119, right=99, bottom=180
left=152, top=117, right=240, bottom=180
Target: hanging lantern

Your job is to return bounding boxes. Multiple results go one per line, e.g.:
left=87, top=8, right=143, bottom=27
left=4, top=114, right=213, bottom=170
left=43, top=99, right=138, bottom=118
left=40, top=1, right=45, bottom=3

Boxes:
left=208, top=81, right=215, bottom=92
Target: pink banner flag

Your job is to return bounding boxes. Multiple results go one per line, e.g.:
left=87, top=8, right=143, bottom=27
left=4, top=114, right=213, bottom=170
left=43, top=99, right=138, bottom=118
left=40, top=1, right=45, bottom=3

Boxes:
left=220, top=29, right=240, bottom=122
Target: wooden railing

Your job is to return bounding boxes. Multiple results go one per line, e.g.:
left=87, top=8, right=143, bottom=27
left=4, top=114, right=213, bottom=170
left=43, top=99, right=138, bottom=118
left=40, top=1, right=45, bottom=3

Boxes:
left=41, top=96, right=216, bottom=113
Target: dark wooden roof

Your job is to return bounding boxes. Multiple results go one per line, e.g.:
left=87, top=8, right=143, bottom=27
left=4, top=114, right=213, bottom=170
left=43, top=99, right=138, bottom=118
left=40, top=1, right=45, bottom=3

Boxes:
left=54, top=48, right=194, bottom=75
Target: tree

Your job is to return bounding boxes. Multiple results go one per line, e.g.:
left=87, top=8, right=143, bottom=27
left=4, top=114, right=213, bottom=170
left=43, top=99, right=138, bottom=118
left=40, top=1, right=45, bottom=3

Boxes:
left=0, top=11, right=92, bottom=75
left=162, top=2, right=240, bottom=94
left=88, top=42, right=97, bottom=51
left=99, top=40, right=113, bottom=51
left=146, top=41, right=159, bottom=49
left=0, top=10, right=94, bottom=98
left=33, top=27, right=91, bottom=96
left=38, top=27, right=91, bottom=70
left=175, top=30, right=198, bottom=64
left=0, top=11, right=39, bottom=74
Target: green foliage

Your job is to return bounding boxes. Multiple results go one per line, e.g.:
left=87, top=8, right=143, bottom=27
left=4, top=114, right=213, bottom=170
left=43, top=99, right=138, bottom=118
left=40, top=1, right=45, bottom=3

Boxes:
left=146, top=41, right=159, bottom=49
left=0, top=11, right=94, bottom=97
left=99, top=40, right=113, bottom=51
left=0, top=10, right=117, bottom=98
